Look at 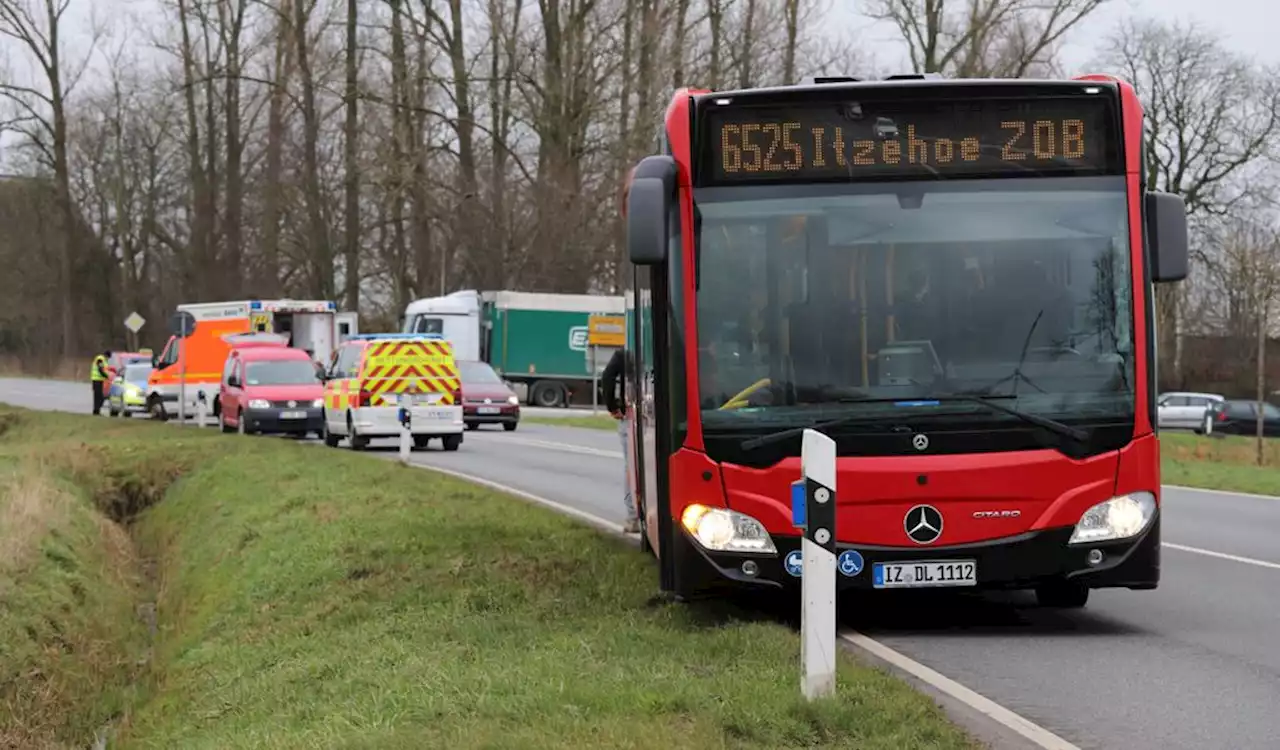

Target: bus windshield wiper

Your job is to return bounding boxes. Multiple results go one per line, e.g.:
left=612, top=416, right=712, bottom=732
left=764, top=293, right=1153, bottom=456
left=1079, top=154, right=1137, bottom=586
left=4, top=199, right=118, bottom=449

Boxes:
left=738, top=392, right=896, bottom=451
left=737, top=392, right=1087, bottom=452
left=923, top=393, right=1088, bottom=443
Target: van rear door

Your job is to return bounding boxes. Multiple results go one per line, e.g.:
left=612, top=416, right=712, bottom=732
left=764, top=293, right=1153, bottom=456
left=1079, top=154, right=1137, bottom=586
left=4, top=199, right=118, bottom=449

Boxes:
left=360, top=338, right=460, bottom=406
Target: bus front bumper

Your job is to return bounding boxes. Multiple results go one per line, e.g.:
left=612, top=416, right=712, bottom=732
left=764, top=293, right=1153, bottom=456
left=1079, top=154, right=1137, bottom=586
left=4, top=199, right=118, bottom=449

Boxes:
left=678, top=513, right=1160, bottom=594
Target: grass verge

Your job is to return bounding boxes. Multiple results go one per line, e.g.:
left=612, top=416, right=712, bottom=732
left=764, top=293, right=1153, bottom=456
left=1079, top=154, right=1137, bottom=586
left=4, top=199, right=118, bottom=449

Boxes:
left=1161, top=431, right=1280, bottom=496
left=524, top=413, right=617, bottom=430
left=0, top=407, right=975, bottom=750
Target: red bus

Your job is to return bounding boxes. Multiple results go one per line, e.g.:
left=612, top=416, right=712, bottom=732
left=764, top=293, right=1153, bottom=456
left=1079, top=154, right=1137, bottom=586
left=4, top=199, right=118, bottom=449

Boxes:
left=621, top=74, right=1188, bottom=608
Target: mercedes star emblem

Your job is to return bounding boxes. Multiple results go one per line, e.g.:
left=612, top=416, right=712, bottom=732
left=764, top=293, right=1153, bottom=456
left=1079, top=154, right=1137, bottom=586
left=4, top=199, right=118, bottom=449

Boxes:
left=904, top=504, right=944, bottom=544
left=912, top=433, right=929, bottom=451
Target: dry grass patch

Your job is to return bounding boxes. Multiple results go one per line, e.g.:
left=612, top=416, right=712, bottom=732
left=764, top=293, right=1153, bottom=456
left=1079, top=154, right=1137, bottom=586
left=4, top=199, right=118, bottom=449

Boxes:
left=0, top=466, right=74, bottom=575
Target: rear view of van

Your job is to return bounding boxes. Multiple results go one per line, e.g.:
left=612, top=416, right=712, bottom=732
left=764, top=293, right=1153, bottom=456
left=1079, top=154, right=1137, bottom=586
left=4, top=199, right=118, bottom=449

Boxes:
left=322, top=334, right=465, bottom=451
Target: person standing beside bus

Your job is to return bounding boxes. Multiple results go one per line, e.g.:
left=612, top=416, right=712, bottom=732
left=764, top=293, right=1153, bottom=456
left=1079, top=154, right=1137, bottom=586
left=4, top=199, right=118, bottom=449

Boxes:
left=602, top=347, right=640, bottom=533
left=90, top=349, right=111, bottom=415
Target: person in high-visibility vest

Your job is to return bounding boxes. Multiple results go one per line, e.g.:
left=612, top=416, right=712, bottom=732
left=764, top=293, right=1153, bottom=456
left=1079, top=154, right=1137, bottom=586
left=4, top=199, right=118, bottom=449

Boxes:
left=90, top=349, right=112, bottom=415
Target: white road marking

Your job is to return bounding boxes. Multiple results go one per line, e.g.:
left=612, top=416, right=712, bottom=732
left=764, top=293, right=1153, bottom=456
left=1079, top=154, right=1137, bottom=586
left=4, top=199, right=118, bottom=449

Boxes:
left=491, top=435, right=622, bottom=459
left=411, top=462, right=1075, bottom=750
left=840, top=631, right=1080, bottom=750
left=1162, top=542, right=1280, bottom=570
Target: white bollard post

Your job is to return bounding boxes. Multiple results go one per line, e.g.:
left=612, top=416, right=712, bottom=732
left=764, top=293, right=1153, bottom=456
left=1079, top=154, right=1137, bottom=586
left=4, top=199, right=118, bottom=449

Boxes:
left=195, top=391, right=207, bottom=427
left=397, top=397, right=411, bottom=465
left=799, top=428, right=837, bottom=700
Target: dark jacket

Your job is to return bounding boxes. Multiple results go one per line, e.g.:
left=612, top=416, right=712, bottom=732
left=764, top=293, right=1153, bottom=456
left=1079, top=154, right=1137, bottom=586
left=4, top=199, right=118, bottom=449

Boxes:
left=602, top=348, right=630, bottom=414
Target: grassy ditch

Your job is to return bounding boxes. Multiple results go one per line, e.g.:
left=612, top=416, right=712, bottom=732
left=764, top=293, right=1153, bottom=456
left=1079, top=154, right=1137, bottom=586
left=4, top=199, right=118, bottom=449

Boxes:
left=1160, top=431, right=1280, bottom=496
left=0, top=407, right=975, bottom=749
left=0, top=456, right=146, bottom=749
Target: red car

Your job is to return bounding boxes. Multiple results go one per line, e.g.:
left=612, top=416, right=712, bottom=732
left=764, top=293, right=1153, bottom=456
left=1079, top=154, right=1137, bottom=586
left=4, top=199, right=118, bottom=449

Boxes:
left=217, top=343, right=324, bottom=437
left=459, top=360, right=520, bottom=431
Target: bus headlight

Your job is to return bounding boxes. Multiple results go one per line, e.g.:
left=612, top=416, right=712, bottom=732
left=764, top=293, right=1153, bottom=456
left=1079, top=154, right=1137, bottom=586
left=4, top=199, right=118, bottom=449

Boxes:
left=1069, top=492, right=1156, bottom=545
left=680, top=504, right=776, bottom=554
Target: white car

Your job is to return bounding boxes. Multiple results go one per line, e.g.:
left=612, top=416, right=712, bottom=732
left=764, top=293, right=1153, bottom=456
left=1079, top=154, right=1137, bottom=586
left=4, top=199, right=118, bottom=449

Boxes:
left=1156, top=391, right=1224, bottom=433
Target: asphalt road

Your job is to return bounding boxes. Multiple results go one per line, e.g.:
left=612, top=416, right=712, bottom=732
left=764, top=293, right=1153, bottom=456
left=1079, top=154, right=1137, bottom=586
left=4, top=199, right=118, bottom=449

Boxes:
left=4, top=377, right=1278, bottom=750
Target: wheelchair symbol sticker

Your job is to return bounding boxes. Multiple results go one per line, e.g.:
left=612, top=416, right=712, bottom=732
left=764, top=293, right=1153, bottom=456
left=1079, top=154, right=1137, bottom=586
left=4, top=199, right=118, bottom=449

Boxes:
left=838, top=550, right=864, bottom=577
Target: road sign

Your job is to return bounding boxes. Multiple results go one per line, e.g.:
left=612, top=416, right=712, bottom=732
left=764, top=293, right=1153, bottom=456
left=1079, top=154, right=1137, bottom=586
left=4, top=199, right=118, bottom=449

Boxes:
left=587, top=314, right=626, bottom=347
left=169, top=311, right=197, bottom=338
left=124, top=311, right=146, bottom=333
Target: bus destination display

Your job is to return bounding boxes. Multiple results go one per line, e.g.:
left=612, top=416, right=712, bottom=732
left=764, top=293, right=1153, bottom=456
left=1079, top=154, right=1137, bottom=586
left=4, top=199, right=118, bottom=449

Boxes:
left=701, top=96, right=1118, bottom=184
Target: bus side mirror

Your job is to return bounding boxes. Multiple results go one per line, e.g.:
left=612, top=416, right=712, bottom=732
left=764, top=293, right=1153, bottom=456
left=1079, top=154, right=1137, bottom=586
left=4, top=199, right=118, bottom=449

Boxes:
left=1146, top=191, right=1188, bottom=283
left=626, top=155, right=678, bottom=266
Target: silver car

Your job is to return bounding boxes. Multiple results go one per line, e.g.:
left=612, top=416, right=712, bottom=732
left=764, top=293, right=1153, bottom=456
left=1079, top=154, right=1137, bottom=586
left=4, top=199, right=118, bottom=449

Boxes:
left=1156, top=391, right=1224, bottom=433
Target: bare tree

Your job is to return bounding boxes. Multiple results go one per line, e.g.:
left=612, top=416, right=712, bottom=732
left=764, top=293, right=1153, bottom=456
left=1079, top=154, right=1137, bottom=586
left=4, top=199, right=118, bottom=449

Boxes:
left=342, top=0, right=359, bottom=309
left=864, top=0, right=1106, bottom=77
left=1094, top=18, right=1280, bottom=389
left=0, top=0, right=101, bottom=357
left=1208, top=217, right=1280, bottom=463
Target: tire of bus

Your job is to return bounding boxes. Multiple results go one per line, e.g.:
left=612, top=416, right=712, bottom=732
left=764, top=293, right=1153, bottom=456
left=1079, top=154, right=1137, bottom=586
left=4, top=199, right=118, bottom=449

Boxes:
left=529, top=380, right=567, bottom=408
left=1035, top=581, right=1089, bottom=608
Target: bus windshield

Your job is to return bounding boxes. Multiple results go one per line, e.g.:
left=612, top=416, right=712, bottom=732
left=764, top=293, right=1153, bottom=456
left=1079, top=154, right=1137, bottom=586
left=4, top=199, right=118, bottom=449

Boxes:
left=695, top=176, right=1135, bottom=432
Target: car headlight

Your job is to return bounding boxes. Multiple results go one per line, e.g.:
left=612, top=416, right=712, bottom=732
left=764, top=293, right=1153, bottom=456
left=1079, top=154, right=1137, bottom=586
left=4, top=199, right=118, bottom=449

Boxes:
left=680, top=503, right=776, bottom=553
left=247, top=399, right=271, bottom=409
left=125, top=385, right=142, bottom=397
left=1069, top=492, right=1157, bottom=545
left=312, top=399, right=324, bottom=408
left=507, top=396, right=519, bottom=405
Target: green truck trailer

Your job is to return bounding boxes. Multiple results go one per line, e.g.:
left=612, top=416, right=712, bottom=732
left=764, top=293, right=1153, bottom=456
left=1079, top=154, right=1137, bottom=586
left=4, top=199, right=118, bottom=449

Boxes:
left=401, top=289, right=626, bottom=407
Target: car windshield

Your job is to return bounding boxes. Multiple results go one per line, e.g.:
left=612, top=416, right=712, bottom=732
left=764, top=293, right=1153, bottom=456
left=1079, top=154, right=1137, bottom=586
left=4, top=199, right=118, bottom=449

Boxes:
left=458, top=360, right=502, bottom=384
left=245, top=360, right=319, bottom=386
left=694, top=176, right=1135, bottom=431
left=122, top=365, right=152, bottom=384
